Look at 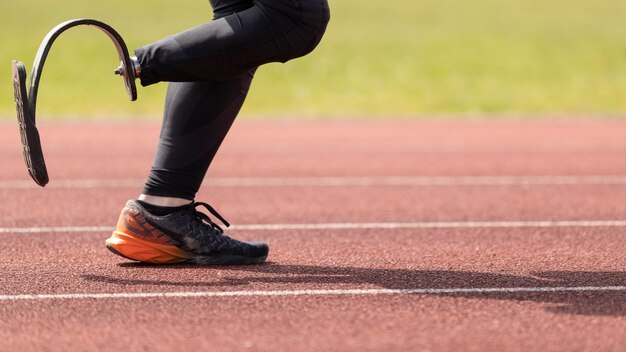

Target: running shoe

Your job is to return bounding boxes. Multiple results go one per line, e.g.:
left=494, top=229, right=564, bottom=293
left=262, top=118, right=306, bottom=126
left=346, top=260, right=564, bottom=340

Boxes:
left=105, top=200, right=268, bottom=264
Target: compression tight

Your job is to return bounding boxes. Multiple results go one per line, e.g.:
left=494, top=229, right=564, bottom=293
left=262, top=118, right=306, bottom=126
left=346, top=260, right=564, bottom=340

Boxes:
left=137, top=0, right=330, bottom=200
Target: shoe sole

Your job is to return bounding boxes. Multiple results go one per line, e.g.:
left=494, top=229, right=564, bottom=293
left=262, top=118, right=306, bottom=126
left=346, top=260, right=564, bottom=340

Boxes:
left=105, top=231, right=268, bottom=265
left=105, top=231, right=192, bottom=264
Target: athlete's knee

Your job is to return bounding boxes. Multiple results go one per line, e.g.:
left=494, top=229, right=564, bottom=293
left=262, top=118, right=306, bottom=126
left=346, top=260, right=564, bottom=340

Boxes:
left=280, top=1, right=330, bottom=62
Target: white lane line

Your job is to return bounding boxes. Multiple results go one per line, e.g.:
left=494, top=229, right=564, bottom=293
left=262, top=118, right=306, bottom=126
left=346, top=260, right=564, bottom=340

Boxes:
left=2, top=175, right=626, bottom=189
left=0, top=179, right=143, bottom=189
left=0, top=226, right=113, bottom=234
left=1, top=220, right=626, bottom=234
left=233, top=220, right=626, bottom=231
left=1, top=286, right=625, bottom=301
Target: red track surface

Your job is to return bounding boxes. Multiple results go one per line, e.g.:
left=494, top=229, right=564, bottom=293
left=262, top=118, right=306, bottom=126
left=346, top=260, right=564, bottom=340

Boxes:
left=1, top=119, right=626, bottom=351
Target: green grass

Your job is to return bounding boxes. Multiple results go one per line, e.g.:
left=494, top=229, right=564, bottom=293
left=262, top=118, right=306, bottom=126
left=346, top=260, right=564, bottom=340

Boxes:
left=1, top=0, right=626, bottom=118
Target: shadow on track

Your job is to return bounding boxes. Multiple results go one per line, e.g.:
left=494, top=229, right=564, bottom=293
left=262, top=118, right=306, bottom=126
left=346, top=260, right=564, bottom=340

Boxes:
left=83, top=264, right=626, bottom=316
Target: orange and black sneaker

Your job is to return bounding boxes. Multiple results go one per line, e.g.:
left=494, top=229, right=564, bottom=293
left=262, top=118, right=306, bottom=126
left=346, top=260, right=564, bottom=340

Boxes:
left=105, top=200, right=269, bottom=265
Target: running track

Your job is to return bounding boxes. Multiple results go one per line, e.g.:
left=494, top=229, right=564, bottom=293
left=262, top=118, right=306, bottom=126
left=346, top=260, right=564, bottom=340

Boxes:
left=1, top=119, right=625, bottom=351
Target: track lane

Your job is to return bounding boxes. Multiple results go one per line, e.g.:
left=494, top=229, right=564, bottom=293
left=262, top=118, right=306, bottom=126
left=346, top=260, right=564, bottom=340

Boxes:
left=2, top=294, right=624, bottom=352
left=1, top=227, right=625, bottom=294
left=0, top=184, right=625, bottom=227
left=1, top=227, right=625, bottom=351
left=2, top=119, right=626, bottom=179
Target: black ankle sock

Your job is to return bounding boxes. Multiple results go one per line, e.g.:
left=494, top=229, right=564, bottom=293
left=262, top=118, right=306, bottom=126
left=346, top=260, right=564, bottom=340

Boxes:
left=137, top=200, right=190, bottom=216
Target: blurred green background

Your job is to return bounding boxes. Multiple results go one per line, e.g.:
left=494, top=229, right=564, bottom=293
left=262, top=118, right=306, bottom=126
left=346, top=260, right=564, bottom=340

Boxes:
left=1, top=0, right=626, bottom=119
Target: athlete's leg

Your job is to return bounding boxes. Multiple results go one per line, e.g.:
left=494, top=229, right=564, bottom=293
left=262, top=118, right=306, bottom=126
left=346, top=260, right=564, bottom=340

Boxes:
left=138, top=0, right=329, bottom=201
left=107, top=1, right=266, bottom=264
left=106, top=0, right=329, bottom=264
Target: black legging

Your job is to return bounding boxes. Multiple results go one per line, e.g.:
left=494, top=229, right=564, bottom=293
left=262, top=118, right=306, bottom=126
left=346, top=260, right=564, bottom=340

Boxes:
left=137, top=0, right=330, bottom=200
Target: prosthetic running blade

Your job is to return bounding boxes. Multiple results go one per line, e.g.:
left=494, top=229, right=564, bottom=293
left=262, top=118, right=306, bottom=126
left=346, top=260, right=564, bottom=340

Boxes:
left=12, top=60, right=48, bottom=187
left=11, top=18, right=137, bottom=187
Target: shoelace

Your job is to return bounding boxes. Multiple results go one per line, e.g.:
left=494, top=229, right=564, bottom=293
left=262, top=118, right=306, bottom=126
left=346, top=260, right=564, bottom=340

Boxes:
left=190, top=202, right=231, bottom=234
